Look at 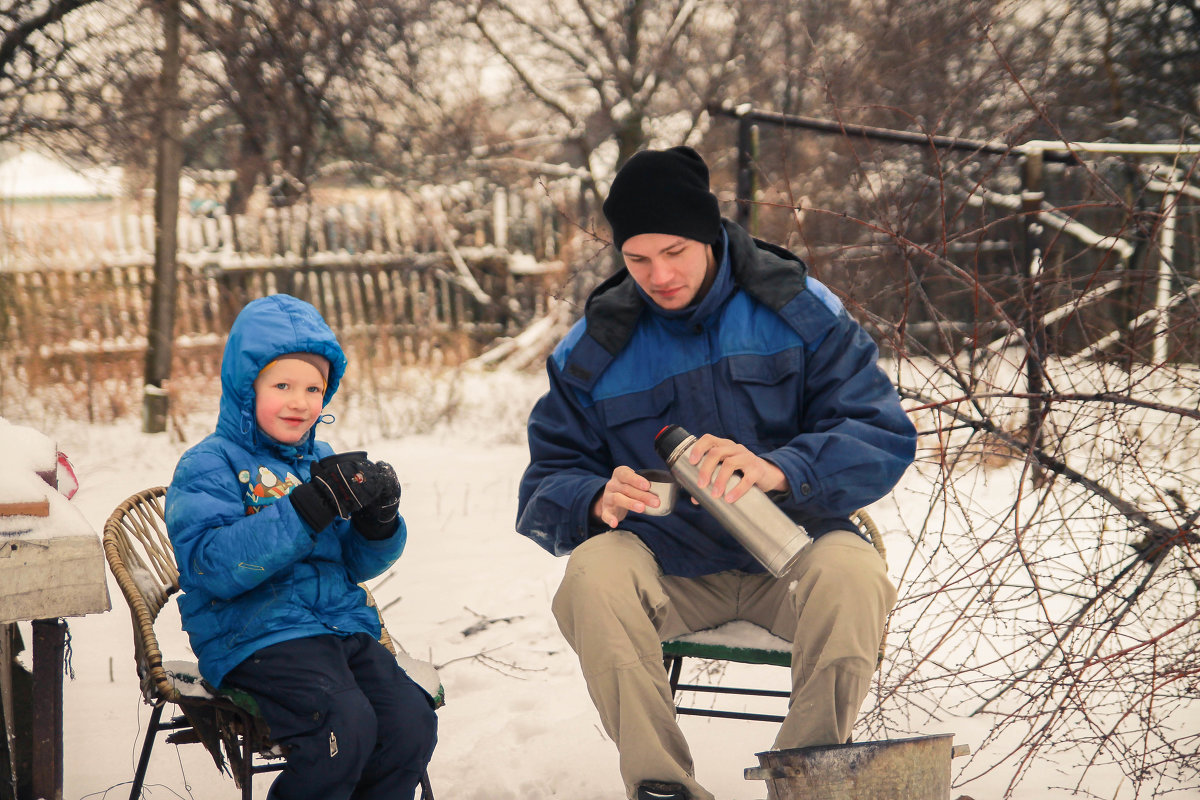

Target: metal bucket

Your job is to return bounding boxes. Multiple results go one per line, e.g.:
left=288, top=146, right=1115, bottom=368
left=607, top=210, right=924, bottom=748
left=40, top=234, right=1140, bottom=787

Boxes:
left=745, top=734, right=968, bottom=800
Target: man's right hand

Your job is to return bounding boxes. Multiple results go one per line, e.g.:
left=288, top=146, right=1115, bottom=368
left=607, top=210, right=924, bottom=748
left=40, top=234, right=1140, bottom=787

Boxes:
left=590, top=465, right=664, bottom=529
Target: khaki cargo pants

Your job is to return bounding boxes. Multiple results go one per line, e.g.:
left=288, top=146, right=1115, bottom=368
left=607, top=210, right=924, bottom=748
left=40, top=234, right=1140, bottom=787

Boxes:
left=551, top=529, right=896, bottom=800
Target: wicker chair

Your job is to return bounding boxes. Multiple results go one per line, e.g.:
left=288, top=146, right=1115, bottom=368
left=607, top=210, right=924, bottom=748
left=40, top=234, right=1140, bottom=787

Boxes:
left=661, top=509, right=888, bottom=723
left=103, top=486, right=439, bottom=800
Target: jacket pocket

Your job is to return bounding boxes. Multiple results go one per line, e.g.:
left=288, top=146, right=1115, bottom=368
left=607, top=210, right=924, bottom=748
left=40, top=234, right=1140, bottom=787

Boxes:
left=727, top=350, right=805, bottom=447
left=597, top=380, right=676, bottom=452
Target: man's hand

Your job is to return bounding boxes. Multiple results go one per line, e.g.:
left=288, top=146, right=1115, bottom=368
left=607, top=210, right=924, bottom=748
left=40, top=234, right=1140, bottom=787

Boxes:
left=686, top=434, right=788, bottom=503
left=590, top=466, right=663, bottom=529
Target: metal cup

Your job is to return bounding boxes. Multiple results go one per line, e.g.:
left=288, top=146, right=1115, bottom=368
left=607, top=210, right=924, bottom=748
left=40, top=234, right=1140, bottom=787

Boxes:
left=636, top=469, right=678, bottom=516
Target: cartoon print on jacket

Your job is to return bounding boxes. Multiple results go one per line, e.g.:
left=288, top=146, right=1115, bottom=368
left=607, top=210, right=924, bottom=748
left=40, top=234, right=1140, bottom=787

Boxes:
left=239, top=466, right=302, bottom=514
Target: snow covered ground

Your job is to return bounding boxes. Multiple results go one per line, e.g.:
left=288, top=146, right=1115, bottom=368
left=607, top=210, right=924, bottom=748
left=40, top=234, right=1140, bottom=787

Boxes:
left=3, top=365, right=1197, bottom=800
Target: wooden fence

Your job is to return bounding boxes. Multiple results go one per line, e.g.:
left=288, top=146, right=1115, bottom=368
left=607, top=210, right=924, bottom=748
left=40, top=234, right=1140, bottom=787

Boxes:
left=4, top=253, right=532, bottom=378
left=1, top=179, right=582, bottom=270
left=0, top=181, right=599, bottom=385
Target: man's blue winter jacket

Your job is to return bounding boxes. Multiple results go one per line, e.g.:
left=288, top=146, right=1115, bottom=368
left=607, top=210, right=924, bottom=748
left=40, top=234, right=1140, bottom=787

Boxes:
left=165, top=294, right=406, bottom=688
left=516, top=220, right=916, bottom=577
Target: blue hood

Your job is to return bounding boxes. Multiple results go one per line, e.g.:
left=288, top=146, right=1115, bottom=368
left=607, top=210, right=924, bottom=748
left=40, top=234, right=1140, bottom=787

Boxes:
left=216, top=294, right=348, bottom=452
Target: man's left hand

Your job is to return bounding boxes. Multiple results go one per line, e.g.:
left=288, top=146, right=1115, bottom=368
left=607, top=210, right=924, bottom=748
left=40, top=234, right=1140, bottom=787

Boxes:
left=686, top=434, right=789, bottom=503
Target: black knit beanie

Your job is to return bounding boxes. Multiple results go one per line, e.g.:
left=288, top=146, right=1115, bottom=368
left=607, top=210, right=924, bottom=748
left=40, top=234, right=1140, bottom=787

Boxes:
left=602, top=146, right=722, bottom=250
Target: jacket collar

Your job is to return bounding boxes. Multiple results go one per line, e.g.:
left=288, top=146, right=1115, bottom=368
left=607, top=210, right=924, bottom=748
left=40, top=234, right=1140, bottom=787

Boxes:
left=562, top=220, right=810, bottom=391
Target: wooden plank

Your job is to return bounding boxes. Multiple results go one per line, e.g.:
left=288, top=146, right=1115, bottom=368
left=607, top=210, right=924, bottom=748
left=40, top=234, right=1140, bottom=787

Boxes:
left=0, top=536, right=110, bottom=623
left=0, top=502, right=49, bottom=519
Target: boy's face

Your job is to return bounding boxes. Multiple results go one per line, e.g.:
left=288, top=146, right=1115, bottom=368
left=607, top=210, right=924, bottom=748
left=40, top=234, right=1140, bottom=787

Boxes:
left=253, top=356, right=328, bottom=444
left=621, top=233, right=716, bottom=310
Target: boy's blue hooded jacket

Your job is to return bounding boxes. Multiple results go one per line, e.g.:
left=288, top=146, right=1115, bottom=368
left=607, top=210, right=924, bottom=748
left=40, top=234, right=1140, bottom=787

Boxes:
left=166, top=294, right=406, bottom=688
left=517, top=220, right=916, bottom=577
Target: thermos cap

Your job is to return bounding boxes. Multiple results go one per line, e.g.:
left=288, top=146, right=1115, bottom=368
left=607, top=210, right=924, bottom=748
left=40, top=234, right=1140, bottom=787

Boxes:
left=654, top=424, right=691, bottom=462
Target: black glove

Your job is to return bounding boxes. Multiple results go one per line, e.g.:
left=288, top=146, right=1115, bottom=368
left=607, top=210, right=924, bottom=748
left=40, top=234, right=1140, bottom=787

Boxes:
left=351, top=461, right=402, bottom=541
left=290, top=452, right=386, bottom=532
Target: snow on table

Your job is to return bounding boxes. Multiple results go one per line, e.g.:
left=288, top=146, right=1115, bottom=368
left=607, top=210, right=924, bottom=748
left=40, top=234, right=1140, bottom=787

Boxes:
left=0, top=418, right=109, bottom=622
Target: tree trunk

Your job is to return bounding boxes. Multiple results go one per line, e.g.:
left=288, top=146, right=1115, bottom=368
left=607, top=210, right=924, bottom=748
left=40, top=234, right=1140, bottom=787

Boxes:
left=143, top=0, right=183, bottom=434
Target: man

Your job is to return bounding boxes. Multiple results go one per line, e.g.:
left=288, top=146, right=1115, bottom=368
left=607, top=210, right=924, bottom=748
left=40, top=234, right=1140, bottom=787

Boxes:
left=516, top=146, right=916, bottom=800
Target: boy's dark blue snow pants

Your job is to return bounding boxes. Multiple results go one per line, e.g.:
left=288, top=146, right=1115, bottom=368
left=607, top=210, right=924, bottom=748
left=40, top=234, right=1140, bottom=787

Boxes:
left=223, top=632, right=438, bottom=800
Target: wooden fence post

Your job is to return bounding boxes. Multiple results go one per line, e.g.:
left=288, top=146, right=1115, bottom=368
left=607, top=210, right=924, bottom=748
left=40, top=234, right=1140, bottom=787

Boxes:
left=1021, top=148, right=1047, bottom=460
left=736, top=113, right=758, bottom=232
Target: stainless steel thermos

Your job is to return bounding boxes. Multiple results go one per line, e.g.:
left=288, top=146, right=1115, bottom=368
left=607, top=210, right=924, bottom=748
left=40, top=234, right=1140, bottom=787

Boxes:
left=653, top=424, right=810, bottom=578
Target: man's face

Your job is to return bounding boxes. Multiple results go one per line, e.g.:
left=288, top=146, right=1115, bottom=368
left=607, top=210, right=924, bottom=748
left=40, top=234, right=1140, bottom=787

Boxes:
left=253, top=357, right=327, bottom=444
left=621, top=233, right=715, bottom=310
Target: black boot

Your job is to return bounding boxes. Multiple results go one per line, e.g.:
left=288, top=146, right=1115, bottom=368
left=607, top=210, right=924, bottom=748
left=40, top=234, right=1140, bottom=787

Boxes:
left=636, top=781, right=689, bottom=800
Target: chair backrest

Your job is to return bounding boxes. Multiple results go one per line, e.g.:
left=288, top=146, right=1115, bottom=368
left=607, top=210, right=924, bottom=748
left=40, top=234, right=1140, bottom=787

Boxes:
left=851, top=508, right=888, bottom=668
left=102, top=486, right=182, bottom=704
left=852, top=508, right=886, bottom=564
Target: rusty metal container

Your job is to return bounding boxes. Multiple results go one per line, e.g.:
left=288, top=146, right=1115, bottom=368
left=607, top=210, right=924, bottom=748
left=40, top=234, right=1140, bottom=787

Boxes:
left=745, top=734, right=968, bottom=800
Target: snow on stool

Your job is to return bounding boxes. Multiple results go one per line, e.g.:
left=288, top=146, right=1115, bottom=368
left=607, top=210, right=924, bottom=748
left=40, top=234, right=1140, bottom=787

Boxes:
left=661, top=621, right=792, bottom=723
left=663, top=620, right=792, bottom=667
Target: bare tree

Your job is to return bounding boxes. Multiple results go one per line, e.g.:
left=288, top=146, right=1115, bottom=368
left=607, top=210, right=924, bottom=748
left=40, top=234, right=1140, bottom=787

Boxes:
left=177, top=0, right=432, bottom=213
left=1070, top=0, right=1200, bottom=142
left=727, top=11, right=1200, bottom=795
left=861, top=214, right=1200, bottom=796
left=467, top=0, right=759, bottom=179
left=0, top=0, right=140, bottom=145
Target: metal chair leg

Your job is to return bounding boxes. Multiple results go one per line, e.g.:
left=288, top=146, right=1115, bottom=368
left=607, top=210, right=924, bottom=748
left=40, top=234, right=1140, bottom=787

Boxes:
left=241, top=720, right=254, bottom=800
left=129, top=701, right=165, bottom=800
left=664, top=654, right=683, bottom=695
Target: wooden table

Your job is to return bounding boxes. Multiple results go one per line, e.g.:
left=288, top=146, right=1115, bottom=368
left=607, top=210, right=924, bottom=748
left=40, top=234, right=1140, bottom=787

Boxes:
left=1, top=428, right=109, bottom=800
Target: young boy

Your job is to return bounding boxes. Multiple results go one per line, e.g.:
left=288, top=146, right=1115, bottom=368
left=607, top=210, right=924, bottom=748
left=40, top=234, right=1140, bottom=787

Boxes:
left=166, top=294, right=437, bottom=800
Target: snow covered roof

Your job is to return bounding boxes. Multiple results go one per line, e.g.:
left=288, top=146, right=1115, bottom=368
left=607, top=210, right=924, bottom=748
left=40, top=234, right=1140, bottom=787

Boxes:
left=0, top=149, right=123, bottom=200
